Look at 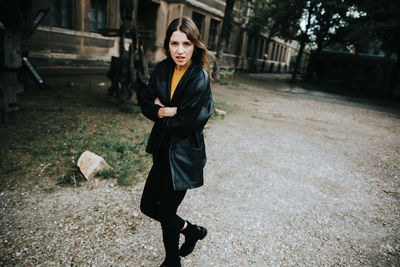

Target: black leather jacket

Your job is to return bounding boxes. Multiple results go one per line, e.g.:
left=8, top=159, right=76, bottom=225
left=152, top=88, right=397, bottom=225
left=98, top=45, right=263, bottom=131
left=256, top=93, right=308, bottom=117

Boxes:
left=140, top=58, right=214, bottom=190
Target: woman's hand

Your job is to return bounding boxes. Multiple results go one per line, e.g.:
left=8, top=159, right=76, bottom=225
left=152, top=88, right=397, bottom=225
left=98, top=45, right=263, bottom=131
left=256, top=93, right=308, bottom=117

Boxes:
left=155, top=98, right=177, bottom=118
left=154, top=97, right=164, bottom=107
left=158, top=107, right=177, bottom=118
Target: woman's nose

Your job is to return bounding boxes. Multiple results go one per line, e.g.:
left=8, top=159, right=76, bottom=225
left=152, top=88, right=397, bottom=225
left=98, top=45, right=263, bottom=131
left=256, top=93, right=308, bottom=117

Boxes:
left=177, top=45, right=184, bottom=53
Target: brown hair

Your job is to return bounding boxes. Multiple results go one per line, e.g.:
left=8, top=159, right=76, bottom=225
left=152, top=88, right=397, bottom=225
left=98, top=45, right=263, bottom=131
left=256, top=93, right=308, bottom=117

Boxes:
left=164, top=16, right=215, bottom=79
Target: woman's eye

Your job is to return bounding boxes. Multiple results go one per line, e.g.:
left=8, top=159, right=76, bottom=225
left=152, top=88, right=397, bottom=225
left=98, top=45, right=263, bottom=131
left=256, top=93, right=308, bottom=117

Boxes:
left=184, top=42, right=191, bottom=46
left=170, top=42, right=177, bottom=46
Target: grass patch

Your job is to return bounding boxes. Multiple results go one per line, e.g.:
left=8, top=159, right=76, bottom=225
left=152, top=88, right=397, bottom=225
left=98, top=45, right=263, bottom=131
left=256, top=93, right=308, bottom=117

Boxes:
left=218, top=79, right=240, bottom=88
left=229, top=81, right=240, bottom=88
left=214, top=100, right=231, bottom=112
left=212, top=100, right=232, bottom=120
left=0, top=74, right=152, bottom=190
left=57, top=169, right=85, bottom=187
left=42, top=187, right=56, bottom=194
left=219, top=81, right=228, bottom=86
left=97, top=169, right=116, bottom=179
left=118, top=103, right=141, bottom=114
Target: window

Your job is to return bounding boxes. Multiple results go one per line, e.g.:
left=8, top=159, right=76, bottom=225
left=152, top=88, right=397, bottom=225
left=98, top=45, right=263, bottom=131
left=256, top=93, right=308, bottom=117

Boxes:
left=246, top=35, right=254, bottom=57
left=208, top=19, right=219, bottom=51
left=278, top=46, right=282, bottom=62
left=90, top=0, right=106, bottom=32
left=283, top=47, right=287, bottom=62
left=237, top=31, right=244, bottom=55
left=51, top=0, right=72, bottom=28
left=234, top=1, right=242, bottom=10
left=273, top=44, right=279, bottom=61
left=242, top=1, right=249, bottom=16
left=264, top=41, right=269, bottom=55
left=223, top=33, right=231, bottom=53
left=278, top=45, right=283, bottom=62
left=192, top=12, right=204, bottom=36
left=258, top=39, right=265, bottom=59
left=270, top=43, right=276, bottom=60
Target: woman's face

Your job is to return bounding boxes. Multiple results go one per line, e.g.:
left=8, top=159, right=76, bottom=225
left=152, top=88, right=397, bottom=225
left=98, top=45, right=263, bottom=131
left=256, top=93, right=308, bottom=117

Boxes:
left=169, top=30, right=194, bottom=70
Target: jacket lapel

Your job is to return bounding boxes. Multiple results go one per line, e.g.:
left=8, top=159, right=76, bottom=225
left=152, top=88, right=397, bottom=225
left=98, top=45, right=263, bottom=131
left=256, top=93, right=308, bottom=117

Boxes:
left=170, top=62, right=197, bottom=105
left=166, top=62, right=174, bottom=106
left=157, top=59, right=174, bottom=106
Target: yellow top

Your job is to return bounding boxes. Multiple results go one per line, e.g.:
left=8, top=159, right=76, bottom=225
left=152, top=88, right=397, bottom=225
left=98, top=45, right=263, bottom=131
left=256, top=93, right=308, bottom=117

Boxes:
left=170, top=65, right=189, bottom=100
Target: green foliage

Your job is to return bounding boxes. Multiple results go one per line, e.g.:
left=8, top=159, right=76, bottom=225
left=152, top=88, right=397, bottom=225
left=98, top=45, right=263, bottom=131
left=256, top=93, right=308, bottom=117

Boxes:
left=57, top=169, right=85, bottom=187
left=312, top=1, right=349, bottom=50
left=220, top=0, right=236, bottom=41
left=257, top=0, right=306, bottom=41
left=246, top=0, right=308, bottom=79
left=118, top=103, right=141, bottom=114
left=97, top=169, right=116, bottom=179
left=220, top=68, right=235, bottom=80
left=214, top=0, right=236, bottom=81
left=246, top=0, right=363, bottom=82
left=211, top=100, right=232, bottom=120
left=344, top=0, right=400, bottom=54
left=215, top=100, right=231, bottom=112
left=0, top=75, right=152, bottom=189
left=42, top=187, right=56, bottom=194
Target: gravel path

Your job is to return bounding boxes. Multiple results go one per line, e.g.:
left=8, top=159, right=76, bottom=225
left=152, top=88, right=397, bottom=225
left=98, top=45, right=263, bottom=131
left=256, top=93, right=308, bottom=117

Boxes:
left=1, top=75, right=399, bottom=266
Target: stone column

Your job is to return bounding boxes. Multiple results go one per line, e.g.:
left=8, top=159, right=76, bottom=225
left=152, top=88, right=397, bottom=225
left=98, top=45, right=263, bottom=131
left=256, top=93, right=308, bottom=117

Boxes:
left=75, top=0, right=84, bottom=31
left=82, top=0, right=90, bottom=32
left=240, top=31, right=247, bottom=69
left=267, top=42, right=273, bottom=60
left=286, top=48, right=291, bottom=65
left=107, top=0, right=120, bottom=29
left=260, top=39, right=266, bottom=57
left=203, top=16, right=211, bottom=46
left=154, top=0, right=169, bottom=62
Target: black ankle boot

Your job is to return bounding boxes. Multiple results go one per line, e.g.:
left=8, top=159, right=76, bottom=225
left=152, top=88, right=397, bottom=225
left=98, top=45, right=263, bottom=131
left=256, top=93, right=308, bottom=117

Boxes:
left=179, top=222, right=207, bottom=257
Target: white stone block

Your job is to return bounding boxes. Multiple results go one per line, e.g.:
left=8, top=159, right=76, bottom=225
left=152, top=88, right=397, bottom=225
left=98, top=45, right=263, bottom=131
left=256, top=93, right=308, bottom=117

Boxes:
left=77, top=151, right=111, bottom=180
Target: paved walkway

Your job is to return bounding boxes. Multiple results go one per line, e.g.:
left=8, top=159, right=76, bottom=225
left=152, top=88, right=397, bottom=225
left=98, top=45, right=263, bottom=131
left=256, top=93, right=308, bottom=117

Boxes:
left=1, top=75, right=399, bottom=266
left=179, top=77, right=400, bottom=266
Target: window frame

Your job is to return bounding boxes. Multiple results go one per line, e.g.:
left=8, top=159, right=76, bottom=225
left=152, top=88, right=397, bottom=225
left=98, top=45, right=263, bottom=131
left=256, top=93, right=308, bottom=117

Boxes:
left=208, top=19, right=219, bottom=51
left=50, top=0, right=73, bottom=29
left=89, top=0, right=107, bottom=32
left=192, top=11, right=205, bottom=37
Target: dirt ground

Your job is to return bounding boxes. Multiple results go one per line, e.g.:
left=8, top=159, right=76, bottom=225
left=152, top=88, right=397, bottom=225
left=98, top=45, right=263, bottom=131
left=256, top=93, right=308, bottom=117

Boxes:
left=1, top=74, right=399, bottom=266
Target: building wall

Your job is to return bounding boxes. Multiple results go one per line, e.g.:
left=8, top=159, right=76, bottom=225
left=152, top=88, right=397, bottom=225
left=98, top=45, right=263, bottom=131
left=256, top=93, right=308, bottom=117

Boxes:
left=152, top=0, right=297, bottom=72
left=30, top=0, right=120, bottom=66
left=29, top=0, right=297, bottom=72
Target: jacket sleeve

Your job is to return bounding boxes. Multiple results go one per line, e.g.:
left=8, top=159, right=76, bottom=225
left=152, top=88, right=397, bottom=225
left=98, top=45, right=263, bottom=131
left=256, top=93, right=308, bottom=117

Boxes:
left=140, top=69, right=162, bottom=122
left=165, top=70, right=213, bottom=138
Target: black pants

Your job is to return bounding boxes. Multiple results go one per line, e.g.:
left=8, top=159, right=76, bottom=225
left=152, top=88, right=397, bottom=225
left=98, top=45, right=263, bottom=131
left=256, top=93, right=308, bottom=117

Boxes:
left=140, top=135, right=187, bottom=263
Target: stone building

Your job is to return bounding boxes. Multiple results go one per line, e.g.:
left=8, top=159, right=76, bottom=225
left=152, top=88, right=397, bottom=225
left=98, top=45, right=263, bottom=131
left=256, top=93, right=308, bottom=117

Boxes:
left=29, top=0, right=296, bottom=72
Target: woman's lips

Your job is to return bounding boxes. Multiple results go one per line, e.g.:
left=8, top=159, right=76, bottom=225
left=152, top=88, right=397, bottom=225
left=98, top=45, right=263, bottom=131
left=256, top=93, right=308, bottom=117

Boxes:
left=176, top=56, right=185, bottom=62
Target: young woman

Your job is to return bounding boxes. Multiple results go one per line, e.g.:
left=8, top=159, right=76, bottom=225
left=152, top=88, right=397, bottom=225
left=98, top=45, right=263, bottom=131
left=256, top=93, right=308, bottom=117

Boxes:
left=139, top=17, right=214, bottom=267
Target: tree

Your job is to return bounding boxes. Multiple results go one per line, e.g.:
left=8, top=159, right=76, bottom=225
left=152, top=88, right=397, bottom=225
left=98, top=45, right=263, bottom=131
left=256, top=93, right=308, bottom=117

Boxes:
left=305, top=0, right=349, bottom=80
left=274, top=0, right=316, bottom=83
left=254, top=0, right=352, bottom=83
left=214, top=0, right=235, bottom=81
left=246, top=0, right=275, bottom=72
left=345, top=0, right=400, bottom=95
left=247, top=0, right=314, bottom=82
left=311, top=1, right=348, bottom=52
